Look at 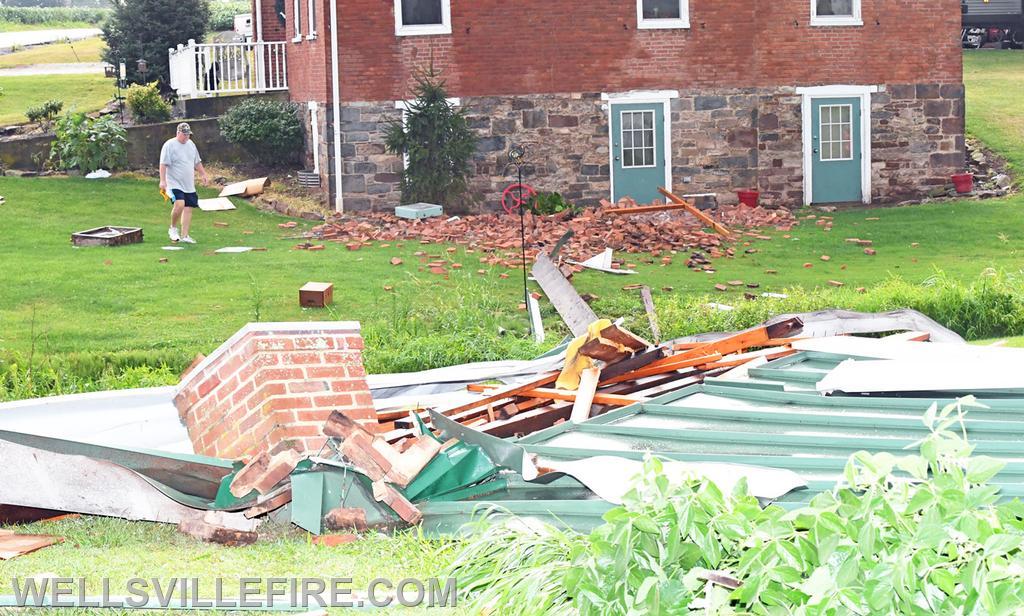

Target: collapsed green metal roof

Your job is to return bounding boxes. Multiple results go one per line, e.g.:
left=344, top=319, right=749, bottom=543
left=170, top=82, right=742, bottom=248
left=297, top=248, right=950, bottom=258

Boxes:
left=416, top=348, right=1024, bottom=533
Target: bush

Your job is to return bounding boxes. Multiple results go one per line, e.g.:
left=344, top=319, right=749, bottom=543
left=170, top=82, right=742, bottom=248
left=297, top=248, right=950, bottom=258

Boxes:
left=208, top=0, right=249, bottom=30
left=25, top=99, right=63, bottom=125
left=528, top=191, right=579, bottom=217
left=0, top=6, right=109, bottom=25
left=125, top=82, right=172, bottom=123
left=385, top=67, right=478, bottom=209
left=453, top=400, right=1024, bottom=614
left=219, top=98, right=303, bottom=166
left=49, top=113, right=127, bottom=173
left=102, top=0, right=209, bottom=86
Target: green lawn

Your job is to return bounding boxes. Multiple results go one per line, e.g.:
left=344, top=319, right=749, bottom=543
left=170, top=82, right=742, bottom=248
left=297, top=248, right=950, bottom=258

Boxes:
left=964, top=50, right=1024, bottom=182
left=0, top=36, right=105, bottom=68
left=1, top=176, right=1024, bottom=362
left=0, top=73, right=111, bottom=125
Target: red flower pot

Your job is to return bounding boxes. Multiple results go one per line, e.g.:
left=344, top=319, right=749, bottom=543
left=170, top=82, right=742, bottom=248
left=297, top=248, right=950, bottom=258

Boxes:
left=737, top=189, right=760, bottom=208
left=952, top=173, right=974, bottom=194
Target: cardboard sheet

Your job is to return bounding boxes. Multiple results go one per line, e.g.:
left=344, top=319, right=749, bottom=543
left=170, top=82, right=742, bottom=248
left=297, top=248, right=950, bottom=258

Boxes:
left=198, top=197, right=237, bottom=211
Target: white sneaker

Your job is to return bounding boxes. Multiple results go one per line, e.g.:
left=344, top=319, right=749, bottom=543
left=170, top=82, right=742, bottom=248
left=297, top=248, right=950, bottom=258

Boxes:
left=180, top=235, right=196, bottom=244
left=168, top=226, right=180, bottom=242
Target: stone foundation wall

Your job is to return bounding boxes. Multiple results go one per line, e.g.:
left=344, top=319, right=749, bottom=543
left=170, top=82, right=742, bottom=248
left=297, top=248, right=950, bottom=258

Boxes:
left=326, top=83, right=964, bottom=212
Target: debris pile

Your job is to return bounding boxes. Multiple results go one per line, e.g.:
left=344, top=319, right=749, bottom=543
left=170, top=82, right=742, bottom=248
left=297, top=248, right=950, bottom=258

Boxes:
left=302, top=199, right=796, bottom=265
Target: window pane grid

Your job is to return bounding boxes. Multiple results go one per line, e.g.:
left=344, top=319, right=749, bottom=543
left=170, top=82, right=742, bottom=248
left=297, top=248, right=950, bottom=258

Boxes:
left=819, top=104, right=853, bottom=161
left=621, top=111, right=656, bottom=169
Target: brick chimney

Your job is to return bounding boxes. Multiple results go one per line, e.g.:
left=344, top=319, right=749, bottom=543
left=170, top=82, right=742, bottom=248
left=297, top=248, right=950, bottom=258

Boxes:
left=173, top=322, right=375, bottom=460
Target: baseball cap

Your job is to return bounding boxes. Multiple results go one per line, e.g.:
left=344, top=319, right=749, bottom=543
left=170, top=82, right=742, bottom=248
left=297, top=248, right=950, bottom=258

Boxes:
left=176, top=122, right=192, bottom=135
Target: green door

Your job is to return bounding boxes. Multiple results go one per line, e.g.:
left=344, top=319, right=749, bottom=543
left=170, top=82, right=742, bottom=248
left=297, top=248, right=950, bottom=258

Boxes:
left=611, top=103, right=665, bottom=204
left=810, top=97, right=862, bottom=204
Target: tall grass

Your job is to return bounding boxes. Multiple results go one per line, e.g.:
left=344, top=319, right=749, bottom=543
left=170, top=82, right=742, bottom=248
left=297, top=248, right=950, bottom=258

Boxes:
left=5, top=270, right=1024, bottom=403
left=597, top=269, right=1024, bottom=343
left=0, top=6, right=110, bottom=25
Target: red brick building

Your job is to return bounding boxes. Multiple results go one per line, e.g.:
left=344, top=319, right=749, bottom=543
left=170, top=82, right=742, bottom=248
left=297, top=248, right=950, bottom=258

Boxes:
left=253, top=0, right=965, bottom=211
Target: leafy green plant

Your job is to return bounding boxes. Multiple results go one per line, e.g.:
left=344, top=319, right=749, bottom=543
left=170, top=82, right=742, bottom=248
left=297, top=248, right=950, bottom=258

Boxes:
left=452, top=399, right=1024, bottom=614
left=528, top=191, right=579, bottom=217
left=384, top=67, right=478, bottom=210
left=219, top=98, right=303, bottom=166
left=125, top=81, right=171, bottom=124
left=25, top=98, right=63, bottom=125
left=49, top=113, right=127, bottom=173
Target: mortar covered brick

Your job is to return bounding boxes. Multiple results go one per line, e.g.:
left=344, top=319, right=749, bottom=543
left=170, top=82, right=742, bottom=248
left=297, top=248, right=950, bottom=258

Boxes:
left=174, top=322, right=375, bottom=460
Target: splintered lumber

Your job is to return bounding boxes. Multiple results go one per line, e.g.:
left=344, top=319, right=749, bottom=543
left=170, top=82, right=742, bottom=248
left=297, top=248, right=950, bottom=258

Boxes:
left=479, top=404, right=574, bottom=438
left=670, top=317, right=804, bottom=356
left=598, top=347, right=667, bottom=382
left=604, top=203, right=692, bottom=215
left=600, top=324, right=650, bottom=351
left=532, top=253, right=598, bottom=337
left=468, top=383, right=644, bottom=407
left=570, top=368, right=601, bottom=422
left=177, top=517, right=258, bottom=546
left=658, top=187, right=732, bottom=237
left=435, top=371, right=560, bottom=419
left=601, top=353, right=722, bottom=384
left=696, top=347, right=797, bottom=370
left=243, top=489, right=293, bottom=519
left=640, top=286, right=661, bottom=344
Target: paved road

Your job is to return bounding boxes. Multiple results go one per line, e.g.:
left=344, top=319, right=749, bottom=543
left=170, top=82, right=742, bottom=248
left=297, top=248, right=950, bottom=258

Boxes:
left=0, top=28, right=102, bottom=51
left=0, top=61, right=106, bottom=76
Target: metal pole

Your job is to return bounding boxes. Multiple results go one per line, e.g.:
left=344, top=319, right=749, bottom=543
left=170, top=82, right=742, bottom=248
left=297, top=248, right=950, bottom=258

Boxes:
left=518, top=164, right=530, bottom=334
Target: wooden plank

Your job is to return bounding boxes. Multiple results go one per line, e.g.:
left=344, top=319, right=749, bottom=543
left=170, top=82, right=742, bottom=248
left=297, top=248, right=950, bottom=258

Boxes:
left=601, top=353, right=722, bottom=384
left=570, top=367, right=601, bottom=422
left=697, top=347, right=797, bottom=370
left=527, top=295, right=546, bottom=343
left=640, top=286, right=661, bottom=344
left=480, top=404, right=573, bottom=438
left=598, top=347, right=667, bottom=382
left=438, top=371, right=560, bottom=418
left=531, top=253, right=598, bottom=337
left=658, top=187, right=732, bottom=237
left=469, top=384, right=643, bottom=407
left=604, top=203, right=691, bottom=215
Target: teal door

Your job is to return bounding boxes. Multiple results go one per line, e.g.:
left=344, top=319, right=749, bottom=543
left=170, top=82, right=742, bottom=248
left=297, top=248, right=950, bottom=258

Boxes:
left=611, top=103, right=666, bottom=204
left=810, top=97, right=862, bottom=204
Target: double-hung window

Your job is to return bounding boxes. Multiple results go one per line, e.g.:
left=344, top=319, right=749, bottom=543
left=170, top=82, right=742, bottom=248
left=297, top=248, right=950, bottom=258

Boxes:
left=394, top=0, right=452, bottom=36
left=306, top=0, right=316, bottom=39
left=292, top=0, right=302, bottom=42
left=810, top=0, right=862, bottom=26
left=637, top=0, right=689, bottom=30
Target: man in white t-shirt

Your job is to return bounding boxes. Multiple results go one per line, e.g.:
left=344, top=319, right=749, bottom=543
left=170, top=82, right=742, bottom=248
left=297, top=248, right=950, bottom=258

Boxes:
left=159, top=122, right=210, bottom=244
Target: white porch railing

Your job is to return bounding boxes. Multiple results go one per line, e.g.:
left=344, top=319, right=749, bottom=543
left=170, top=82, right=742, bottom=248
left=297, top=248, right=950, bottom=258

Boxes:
left=169, top=39, right=287, bottom=98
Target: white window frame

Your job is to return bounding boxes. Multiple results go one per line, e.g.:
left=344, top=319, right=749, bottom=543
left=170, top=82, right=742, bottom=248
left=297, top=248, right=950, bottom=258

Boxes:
left=818, top=104, right=854, bottom=161
left=394, top=0, right=452, bottom=36
left=810, top=0, right=862, bottom=27
left=619, top=110, right=658, bottom=169
left=291, top=0, right=302, bottom=42
left=394, top=98, right=461, bottom=169
left=637, top=0, right=690, bottom=30
left=306, top=0, right=317, bottom=39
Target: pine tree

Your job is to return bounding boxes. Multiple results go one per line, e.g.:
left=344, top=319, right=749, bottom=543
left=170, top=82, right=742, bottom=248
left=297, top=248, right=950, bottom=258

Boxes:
left=385, top=68, right=478, bottom=208
left=102, top=0, right=210, bottom=87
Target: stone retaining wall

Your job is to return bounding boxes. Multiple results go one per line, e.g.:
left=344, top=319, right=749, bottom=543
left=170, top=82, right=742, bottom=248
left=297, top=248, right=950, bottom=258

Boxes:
left=331, top=83, right=964, bottom=212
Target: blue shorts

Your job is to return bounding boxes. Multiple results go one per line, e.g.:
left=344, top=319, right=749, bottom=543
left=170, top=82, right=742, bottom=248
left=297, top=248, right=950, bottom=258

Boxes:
left=171, top=189, right=200, bottom=208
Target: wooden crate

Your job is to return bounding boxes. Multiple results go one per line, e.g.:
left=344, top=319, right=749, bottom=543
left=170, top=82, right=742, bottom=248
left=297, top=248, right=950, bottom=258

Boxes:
left=299, top=282, right=334, bottom=308
left=71, top=226, right=143, bottom=247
